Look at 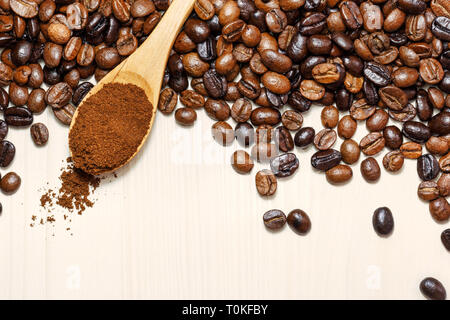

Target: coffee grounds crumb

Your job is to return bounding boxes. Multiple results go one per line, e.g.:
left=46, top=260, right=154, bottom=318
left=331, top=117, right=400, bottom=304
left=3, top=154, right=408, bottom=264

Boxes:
left=37, top=159, right=101, bottom=230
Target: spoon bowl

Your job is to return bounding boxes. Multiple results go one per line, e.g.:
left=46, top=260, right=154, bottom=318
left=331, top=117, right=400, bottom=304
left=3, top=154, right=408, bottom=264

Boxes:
left=69, top=0, right=196, bottom=175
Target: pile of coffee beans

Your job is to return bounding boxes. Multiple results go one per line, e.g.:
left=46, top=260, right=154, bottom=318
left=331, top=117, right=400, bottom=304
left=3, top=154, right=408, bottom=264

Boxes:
left=159, top=0, right=449, bottom=299
left=0, top=0, right=171, bottom=210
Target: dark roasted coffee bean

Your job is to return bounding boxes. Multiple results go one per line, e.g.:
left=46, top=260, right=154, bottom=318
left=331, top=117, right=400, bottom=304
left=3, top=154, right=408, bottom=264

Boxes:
left=11, top=40, right=32, bottom=66
left=441, top=229, right=450, bottom=251
left=0, top=120, right=7, bottom=141
left=336, top=88, right=353, bottom=111
left=275, top=126, right=294, bottom=152
left=72, top=82, right=94, bottom=107
left=288, top=91, right=311, bottom=112
left=420, top=277, right=447, bottom=300
left=4, top=106, right=33, bottom=126
left=379, top=86, right=408, bottom=111
left=431, top=16, right=450, bottom=42
left=364, top=62, right=391, bottom=86
left=373, top=207, right=394, bottom=236
left=30, top=123, right=49, bottom=146
left=311, top=149, right=342, bottom=171
left=158, top=88, right=178, bottom=115
left=287, top=209, right=311, bottom=235
left=256, top=169, right=277, bottom=197
left=203, top=69, right=227, bottom=98
left=45, top=82, right=72, bottom=109
left=402, top=121, right=431, bottom=143
left=270, top=153, right=299, bottom=177
left=263, top=209, right=286, bottom=229
left=0, top=140, right=15, bottom=167
left=417, top=154, right=440, bottom=181
left=429, top=111, right=450, bottom=136
left=251, top=107, right=281, bottom=126
left=383, top=126, right=403, bottom=150
left=361, top=157, right=381, bottom=182
left=294, top=127, right=315, bottom=148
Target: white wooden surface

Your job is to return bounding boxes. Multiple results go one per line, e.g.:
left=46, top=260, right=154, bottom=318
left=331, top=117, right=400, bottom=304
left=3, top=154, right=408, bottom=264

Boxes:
left=0, top=90, right=449, bottom=300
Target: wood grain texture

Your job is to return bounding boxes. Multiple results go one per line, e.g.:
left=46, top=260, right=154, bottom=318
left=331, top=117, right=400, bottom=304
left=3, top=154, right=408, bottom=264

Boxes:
left=1, top=93, right=449, bottom=299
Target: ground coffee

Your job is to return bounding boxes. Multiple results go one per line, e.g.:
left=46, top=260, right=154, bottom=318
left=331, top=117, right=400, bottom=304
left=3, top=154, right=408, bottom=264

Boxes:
left=69, top=83, right=154, bottom=175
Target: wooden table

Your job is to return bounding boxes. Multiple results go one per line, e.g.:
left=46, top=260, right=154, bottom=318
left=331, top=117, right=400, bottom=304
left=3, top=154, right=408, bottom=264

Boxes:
left=1, top=94, right=449, bottom=299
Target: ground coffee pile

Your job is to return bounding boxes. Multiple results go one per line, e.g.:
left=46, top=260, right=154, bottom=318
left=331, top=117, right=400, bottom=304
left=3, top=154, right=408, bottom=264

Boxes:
left=40, top=159, right=100, bottom=217
left=69, top=83, right=153, bottom=175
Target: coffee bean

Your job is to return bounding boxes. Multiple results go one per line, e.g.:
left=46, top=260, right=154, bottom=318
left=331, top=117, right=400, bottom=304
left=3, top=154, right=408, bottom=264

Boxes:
left=0, top=172, right=21, bottom=194
left=203, top=69, right=227, bottom=98
left=420, top=277, right=447, bottom=300
left=212, top=121, right=234, bottom=146
left=311, top=149, right=342, bottom=172
left=439, top=153, right=450, bottom=173
left=45, top=82, right=73, bottom=108
left=4, top=106, right=33, bottom=127
left=361, top=157, right=381, bottom=182
left=350, top=99, right=376, bottom=121
left=52, top=103, right=76, bottom=126
left=270, top=153, right=299, bottom=178
left=326, top=164, right=353, bottom=184
left=417, top=154, right=440, bottom=181
left=338, top=115, right=357, bottom=139
left=379, top=86, right=408, bottom=111
left=275, top=126, right=294, bottom=152
left=364, top=62, right=391, bottom=86
left=0, top=140, right=15, bottom=167
left=231, top=98, right=252, bottom=122
left=294, top=127, right=315, bottom=148
left=256, top=169, right=277, bottom=197
left=30, top=123, right=49, bottom=146
left=360, top=132, right=385, bottom=156
left=437, top=174, right=449, bottom=197
left=231, top=150, right=254, bottom=174
left=263, top=209, right=286, bottom=230
left=373, top=207, right=394, bottom=236
left=158, top=88, right=178, bottom=115
left=314, top=129, right=337, bottom=150
left=383, top=150, right=405, bottom=172
left=402, top=121, right=431, bottom=143
left=441, top=229, right=450, bottom=251
left=281, top=110, right=303, bottom=131
left=340, top=139, right=360, bottom=165
left=429, top=197, right=450, bottom=222
left=0, top=120, right=8, bottom=141
left=418, top=181, right=440, bottom=201
left=250, top=107, right=281, bottom=126
left=287, top=209, right=311, bottom=235
left=205, top=99, right=230, bottom=121
left=389, top=103, right=417, bottom=122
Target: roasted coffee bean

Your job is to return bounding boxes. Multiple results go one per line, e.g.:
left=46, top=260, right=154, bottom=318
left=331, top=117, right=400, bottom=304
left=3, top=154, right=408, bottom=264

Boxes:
left=203, top=69, right=227, bottom=98
left=383, top=150, right=405, bottom=172
left=417, top=154, right=440, bottom=181
left=426, top=137, right=448, bottom=155
left=379, top=86, right=408, bottom=111
left=212, top=121, right=234, bottom=146
left=311, top=149, right=342, bottom=172
left=441, top=229, right=450, bottom=251
left=11, top=40, right=32, bottom=66
left=4, top=106, right=33, bottom=127
left=336, top=88, right=353, bottom=111
left=338, top=116, right=357, bottom=140
left=256, top=169, right=277, bottom=197
left=361, top=157, right=381, bottom=182
left=416, top=89, right=433, bottom=122
left=30, top=123, right=49, bottom=146
left=419, top=58, right=444, bottom=84
left=360, top=132, right=385, bottom=156
left=400, top=142, right=423, bottom=159
left=0, top=172, right=21, bottom=194
left=420, top=277, right=447, bottom=300
left=275, top=126, right=294, bottom=152
left=180, top=90, right=205, bottom=109
left=300, top=80, right=325, bottom=101
left=45, top=82, right=73, bottom=109
left=321, top=105, right=339, bottom=129
left=158, top=88, right=178, bottom=115
left=340, top=139, right=360, bottom=165
left=235, top=122, right=254, bottom=147
left=205, top=99, right=230, bottom=121
left=263, top=209, right=286, bottom=229
left=27, top=88, right=46, bottom=114
left=418, top=181, right=440, bottom=201
left=0, top=120, right=7, bottom=141
left=231, top=98, right=252, bottom=122
left=287, top=209, right=311, bottom=235
left=0, top=140, right=15, bottom=167
left=383, top=126, right=403, bottom=150
left=9, top=82, right=28, bottom=106
left=373, top=207, right=394, bottom=236
left=367, top=109, right=388, bottom=132
left=314, top=129, right=337, bottom=150
left=364, top=62, right=391, bottom=86
left=350, top=99, right=376, bottom=121
left=231, top=150, right=254, bottom=174
left=53, top=103, right=76, bottom=126
left=270, top=153, right=299, bottom=178
left=72, top=82, right=94, bottom=107
left=281, top=110, right=303, bottom=131
left=326, top=164, right=353, bottom=184
left=429, top=197, right=450, bottom=221
left=251, top=107, right=281, bottom=126
left=389, top=103, right=417, bottom=122
left=431, top=16, right=450, bottom=42
left=440, top=153, right=450, bottom=173
left=429, top=111, right=450, bottom=136
left=288, top=91, right=312, bottom=112
left=402, top=121, right=431, bottom=143
left=438, top=173, right=450, bottom=197
left=294, top=127, right=315, bottom=148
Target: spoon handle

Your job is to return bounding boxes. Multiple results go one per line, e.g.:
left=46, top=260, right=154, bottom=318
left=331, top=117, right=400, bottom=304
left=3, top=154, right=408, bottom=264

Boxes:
left=119, top=0, right=196, bottom=103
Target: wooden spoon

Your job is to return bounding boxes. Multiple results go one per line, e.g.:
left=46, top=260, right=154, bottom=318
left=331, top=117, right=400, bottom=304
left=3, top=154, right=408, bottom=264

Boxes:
left=69, top=0, right=196, bottom=174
